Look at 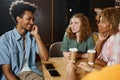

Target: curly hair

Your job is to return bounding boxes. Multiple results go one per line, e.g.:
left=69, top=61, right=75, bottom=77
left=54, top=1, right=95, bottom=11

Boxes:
left=66, top=13, right=92, bottom=42
left=9, top=1, right=37, bottom=23
left=100, top=7, right=120, bottom=35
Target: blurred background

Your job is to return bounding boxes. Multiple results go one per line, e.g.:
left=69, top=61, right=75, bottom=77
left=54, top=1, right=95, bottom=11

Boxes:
left=0, top=0, right=115, bottom=47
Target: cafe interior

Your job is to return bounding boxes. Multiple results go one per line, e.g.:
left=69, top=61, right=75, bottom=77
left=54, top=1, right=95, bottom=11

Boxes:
left=0, top=0, right=119, bottom=80
left=0, top=0, right=115, bottom=46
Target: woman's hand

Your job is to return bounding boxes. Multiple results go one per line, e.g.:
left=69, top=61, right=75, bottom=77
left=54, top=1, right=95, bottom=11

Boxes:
left=98, top=32, right=109, bottom=42
left=63, top=52, right=71, bottom=60
left=77, top=62, right=91, bottom=72
left=66, top=62, right=78, bottom=72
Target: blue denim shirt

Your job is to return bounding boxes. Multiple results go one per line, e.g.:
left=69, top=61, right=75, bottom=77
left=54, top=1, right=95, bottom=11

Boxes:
left=0, top=28, right=43, bottom=80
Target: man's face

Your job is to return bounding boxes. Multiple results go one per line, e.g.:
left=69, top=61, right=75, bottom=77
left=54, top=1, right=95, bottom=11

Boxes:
left=17, top=11, right=35, bottom=31
left=98, top=17, right=111, bottom=34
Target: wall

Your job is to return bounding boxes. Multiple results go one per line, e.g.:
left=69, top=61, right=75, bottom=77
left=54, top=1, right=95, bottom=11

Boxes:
left=0, top=0, right=115, bottom=46
left=53, top=0, right=67, bottom=42
left=0, top=0, right=67, bottom=46
left=0, top=0, right=15, bottom=35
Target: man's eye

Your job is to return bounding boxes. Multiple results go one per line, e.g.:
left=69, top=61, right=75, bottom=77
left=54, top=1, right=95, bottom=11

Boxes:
left=27, top=18, right=31, bottom=20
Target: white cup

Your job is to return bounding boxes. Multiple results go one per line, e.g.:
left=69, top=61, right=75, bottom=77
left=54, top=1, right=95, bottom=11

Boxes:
left=69, top=48, right=78, bottom=63
left=87, top=49, right=96, bottom=66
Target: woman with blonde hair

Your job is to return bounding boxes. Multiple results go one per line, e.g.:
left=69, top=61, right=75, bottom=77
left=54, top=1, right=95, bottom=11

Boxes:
left=61, top=13, right=95, bottom=60
left=66, top=7, right=120, bottom=80
left=95, top=7, right=120, bottom=66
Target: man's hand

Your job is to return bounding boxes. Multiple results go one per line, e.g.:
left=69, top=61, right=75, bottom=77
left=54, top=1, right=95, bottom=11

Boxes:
left=30, top=25, right=39, bottom=37
left=1, top=64, right=19, bottom=80
left=30, top=25, right=48, bottom=61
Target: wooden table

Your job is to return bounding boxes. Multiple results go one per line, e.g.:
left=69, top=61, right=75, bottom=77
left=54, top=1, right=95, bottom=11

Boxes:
left=41, top=57, right=104, bottom=80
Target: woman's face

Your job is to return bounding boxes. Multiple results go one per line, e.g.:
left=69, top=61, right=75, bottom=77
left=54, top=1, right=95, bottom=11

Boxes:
left=70, top=17, right=81, bottom=34
left=98, top=17, right=111, bottom=34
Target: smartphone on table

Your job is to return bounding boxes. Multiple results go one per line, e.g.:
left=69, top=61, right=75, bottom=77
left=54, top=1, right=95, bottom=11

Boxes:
left=45, top=63, right=55, bottom=70
left=44, top=63, right=60, bottom=76
left=48, top=69, right=60, bottom=76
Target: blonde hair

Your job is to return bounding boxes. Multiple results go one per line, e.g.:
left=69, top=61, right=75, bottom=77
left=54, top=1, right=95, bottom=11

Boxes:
left=100, top=7, right=120, bottom=35
left=66, top=13, right=92, bottom=42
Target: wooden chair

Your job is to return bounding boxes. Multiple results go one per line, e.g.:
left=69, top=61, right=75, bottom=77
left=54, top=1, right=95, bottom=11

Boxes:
left=49, top=42, right=63, bottom=57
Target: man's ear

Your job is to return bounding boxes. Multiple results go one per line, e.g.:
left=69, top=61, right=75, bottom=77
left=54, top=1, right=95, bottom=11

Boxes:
left=16, top=16, right=21, bottom=22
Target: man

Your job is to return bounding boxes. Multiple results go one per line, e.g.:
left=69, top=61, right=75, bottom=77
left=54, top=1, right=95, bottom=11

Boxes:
left=0, top=1, right=48, bottom=80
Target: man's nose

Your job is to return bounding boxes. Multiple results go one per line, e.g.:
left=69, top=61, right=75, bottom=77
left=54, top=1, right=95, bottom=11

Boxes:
left=30, top=19, right=34, bottom=24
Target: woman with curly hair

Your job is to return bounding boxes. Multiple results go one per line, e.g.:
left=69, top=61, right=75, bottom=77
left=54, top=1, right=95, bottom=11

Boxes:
left=66, top=7, right=120, bottom=80
left=61, top=13, right=95, bottom=59
left=95, top=7, right=120, bottom=66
